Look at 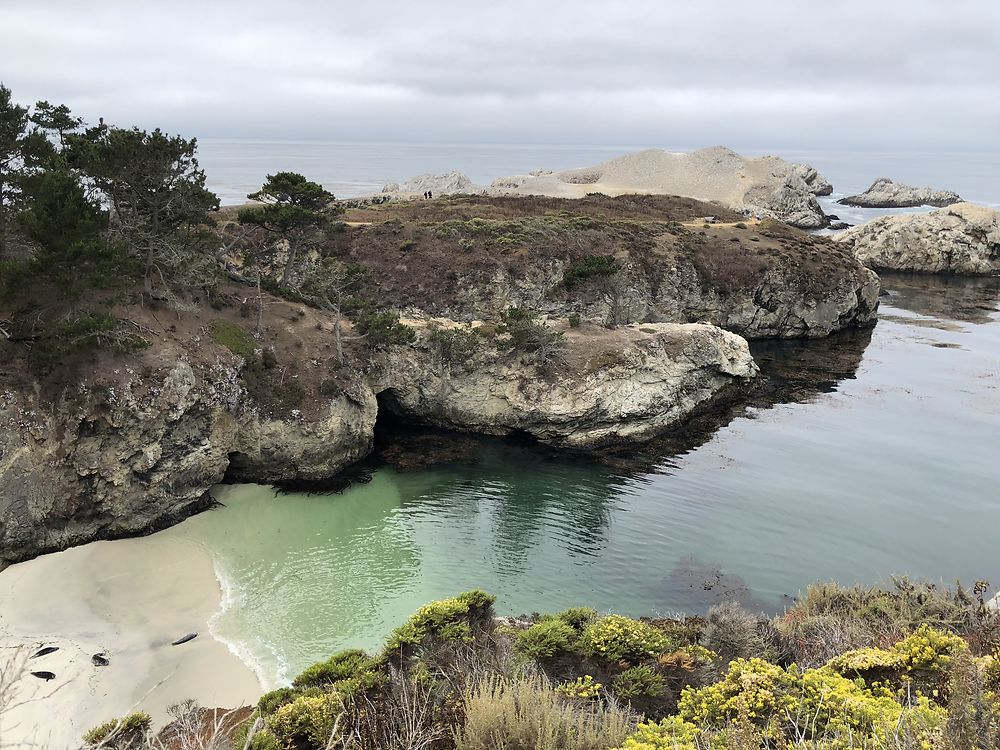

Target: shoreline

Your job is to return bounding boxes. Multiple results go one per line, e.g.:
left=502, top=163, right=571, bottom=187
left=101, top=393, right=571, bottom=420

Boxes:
left=0, top=535, right=263, bottom=750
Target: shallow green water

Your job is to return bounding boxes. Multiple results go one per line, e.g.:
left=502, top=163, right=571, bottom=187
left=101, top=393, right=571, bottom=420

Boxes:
left=165, top=275, right=1000, bottom=686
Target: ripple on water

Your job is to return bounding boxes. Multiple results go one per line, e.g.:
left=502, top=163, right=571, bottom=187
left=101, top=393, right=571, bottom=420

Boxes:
left=164, top=276, right=1000, bottom=685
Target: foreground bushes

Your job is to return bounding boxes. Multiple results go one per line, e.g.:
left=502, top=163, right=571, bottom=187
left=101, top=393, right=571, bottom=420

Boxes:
left=84, top=580, right=1000, bottom=750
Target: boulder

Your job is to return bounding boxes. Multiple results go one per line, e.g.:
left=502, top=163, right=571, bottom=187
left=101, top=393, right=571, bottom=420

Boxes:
left=838, top=177, right=961, bottom=208
left=836, top=202, right=1000, bottom=275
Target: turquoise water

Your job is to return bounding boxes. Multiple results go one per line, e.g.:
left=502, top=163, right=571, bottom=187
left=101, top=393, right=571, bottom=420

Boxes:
left=164, top=275, right=1000, bottom=687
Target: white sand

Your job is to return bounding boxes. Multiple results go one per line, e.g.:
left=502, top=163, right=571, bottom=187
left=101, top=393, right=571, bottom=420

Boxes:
left=0, top=536, right=262, bottom=750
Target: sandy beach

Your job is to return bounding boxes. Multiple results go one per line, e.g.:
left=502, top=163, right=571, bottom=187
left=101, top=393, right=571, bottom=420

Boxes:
left=0, top=536, right=262, bottom=750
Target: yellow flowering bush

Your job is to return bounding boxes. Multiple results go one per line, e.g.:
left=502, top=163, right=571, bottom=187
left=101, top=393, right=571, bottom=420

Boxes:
left=615, top=716, right=700, bottom=750
left=556, top=674, right=602, bottom=700
left=268, top=693, right=341, bottom=748
left=579, top=615, right=674, bottom=662
left=892, top=624, right=966, bottom=672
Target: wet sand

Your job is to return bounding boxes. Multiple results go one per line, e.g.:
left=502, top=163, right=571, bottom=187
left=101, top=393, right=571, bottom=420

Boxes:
left=0, top=535, right=262, bottom=750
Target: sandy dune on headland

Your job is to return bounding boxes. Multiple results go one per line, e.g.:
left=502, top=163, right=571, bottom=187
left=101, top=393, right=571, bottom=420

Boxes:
left=0, top=536, right=261, bottom=750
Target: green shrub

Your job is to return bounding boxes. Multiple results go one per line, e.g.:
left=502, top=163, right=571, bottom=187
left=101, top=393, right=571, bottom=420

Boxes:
left=428, top=324, right=483, bottom=365
left=568, top=312, right=581, bottom=328
left=258, top=687, right=297, bottom=716
left=293, top=648, right=380, bottom=690
left=385, top=590, right=496, bottom=653
left=563, top=254, right=621, bottom=289
left=82, top=711, right=151, bottom=748
left=516, top=619, right=578, bottom=659
left=555, top=607, right=598, bottom=629
left=209, top=319, right=256, bottom=357
left=612, top=665, right=666, bottom=699
left=497, top=307, right=564, bottom=356
left=578, top=615, right=674, bottom=663
left=355, top=310, right=416, bottom=347
left=268, top=694, right=341, bottom=748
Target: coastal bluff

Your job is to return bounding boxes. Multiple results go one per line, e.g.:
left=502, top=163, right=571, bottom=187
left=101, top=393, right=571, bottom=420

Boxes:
left=0, top=309, right=755, bottom=563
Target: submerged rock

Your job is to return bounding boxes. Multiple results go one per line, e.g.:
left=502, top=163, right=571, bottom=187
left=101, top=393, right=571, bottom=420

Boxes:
left=836, top=203, right=1000, bottom=275
left=838, top=177, right=961, bottom=208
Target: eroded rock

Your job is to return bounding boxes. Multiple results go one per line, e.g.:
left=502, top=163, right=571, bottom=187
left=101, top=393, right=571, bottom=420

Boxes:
left=836, top=202, right=1000, bottom=275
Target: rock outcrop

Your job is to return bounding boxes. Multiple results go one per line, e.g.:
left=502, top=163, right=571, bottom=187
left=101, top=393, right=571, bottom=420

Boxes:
left=382, top=171, right=481, bottom=196
left=836, top=202, right=1000, bottom=275
left=0, top=314, right=757, bottom=562
left=383, top=321, right=757, bottom=448
left=345, top=210, right=880, bottom=340
left=483, top=147, right=832, bottom=228
left=838, top=178, right=961, bottom=208
left=0, top=360, right=377, bottom=564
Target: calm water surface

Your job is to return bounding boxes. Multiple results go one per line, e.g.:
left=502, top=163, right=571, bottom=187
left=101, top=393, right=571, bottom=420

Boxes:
left=161, top=274, right=1000, bottom=686
left=197, top=140, right=1000, bottom=210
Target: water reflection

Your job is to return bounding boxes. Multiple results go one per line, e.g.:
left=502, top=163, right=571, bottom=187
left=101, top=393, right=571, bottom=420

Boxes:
left=879, top=273, right=1000, bottom=324
left=168, top=274, right=1000, bottom=683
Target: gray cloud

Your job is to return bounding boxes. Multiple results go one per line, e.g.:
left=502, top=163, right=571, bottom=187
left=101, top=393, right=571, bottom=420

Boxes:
left=2, top=0, right=998, bottom=149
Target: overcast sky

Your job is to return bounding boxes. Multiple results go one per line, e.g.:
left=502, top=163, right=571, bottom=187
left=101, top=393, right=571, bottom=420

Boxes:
left=3, top=1, right=999, bottom=150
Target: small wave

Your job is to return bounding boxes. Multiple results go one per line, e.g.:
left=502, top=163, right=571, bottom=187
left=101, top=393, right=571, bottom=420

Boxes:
left=208, top=557, right=290, bottom=691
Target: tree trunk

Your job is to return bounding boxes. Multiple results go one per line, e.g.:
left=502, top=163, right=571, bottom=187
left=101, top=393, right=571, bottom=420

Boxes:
left=280, top=241, right=298, bottom=288
left=334, top=313, right=344, bottom=364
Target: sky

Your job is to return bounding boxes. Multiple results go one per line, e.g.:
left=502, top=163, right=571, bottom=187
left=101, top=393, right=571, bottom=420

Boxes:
left=2, top=0, right=999, bottom=151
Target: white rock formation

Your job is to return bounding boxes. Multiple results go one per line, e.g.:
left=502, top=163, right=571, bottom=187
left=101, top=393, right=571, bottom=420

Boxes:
left=485, top=147, right=832, bottom=228
left=838, top=177, right=962, bottom=208
left=385, top=321, right=758, bottom=448
left=836, top=203, right=1000, bottom=275
left=382, top=171, right=481, bottom=195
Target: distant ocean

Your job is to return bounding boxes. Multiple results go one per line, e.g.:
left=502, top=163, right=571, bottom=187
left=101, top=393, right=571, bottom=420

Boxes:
left=196, top=140, right=1000, bottom=210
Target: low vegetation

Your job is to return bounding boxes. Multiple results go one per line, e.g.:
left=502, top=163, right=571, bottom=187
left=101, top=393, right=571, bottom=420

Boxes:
left=82, top=579, right=1000, bottom=750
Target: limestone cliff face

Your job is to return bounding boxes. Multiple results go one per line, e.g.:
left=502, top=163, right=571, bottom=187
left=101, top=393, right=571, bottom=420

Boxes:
left=836, top=203, right=1000, bottom=275
left=0, top=361, right=377, bottom=564
left=0, top=318, right=757, bottom=562
left=382, top=322, right=758, bottom=448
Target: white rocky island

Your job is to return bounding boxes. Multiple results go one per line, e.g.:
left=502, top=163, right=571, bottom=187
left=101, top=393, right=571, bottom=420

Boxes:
left=382, top=147, right=835, bottom=228
left=836, top=202, right=1000, bottom=275
left=838, top=177, right=962, bottom=208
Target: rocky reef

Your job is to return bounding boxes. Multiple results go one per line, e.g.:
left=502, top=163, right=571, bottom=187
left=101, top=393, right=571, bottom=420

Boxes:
left=838, top=177, right=962, bottom=208
left=836, top=202, right=1000, bottom=275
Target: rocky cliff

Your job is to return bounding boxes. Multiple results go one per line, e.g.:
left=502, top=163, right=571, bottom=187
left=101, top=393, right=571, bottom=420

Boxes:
left=341, top=204, right=880, bottom=340
left=383, top=320, right=757, bottom=447
left=838, top=177, right=961, bottom=208
left=836, top=202, right=1000, bottom=275
left=0, top=306, right=756, bottom=563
